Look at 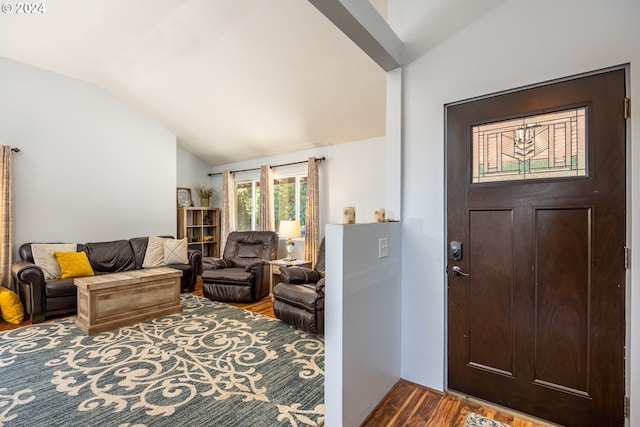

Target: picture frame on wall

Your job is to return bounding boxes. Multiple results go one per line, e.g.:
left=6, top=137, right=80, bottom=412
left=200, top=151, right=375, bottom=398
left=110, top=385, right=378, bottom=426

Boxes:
left=177, top=187, right=192, bottom=207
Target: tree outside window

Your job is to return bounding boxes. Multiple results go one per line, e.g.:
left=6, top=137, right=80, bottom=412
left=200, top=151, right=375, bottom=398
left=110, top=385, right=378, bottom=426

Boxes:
left=236, top=175, right=306, bottom=235
left=236, top=181, right=260, bottom=231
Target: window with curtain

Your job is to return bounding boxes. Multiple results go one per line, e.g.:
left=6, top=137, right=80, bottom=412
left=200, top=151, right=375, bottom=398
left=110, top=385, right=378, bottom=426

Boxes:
left=235, top=181, right=260, bottom=231
left=236, top=174, right=307, bottom=235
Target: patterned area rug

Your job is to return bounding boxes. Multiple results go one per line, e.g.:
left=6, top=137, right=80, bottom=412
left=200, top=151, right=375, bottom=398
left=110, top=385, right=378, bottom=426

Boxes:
left=464, top=411, right=513, bottom=427
left=0, top=294, right=324, bottom=426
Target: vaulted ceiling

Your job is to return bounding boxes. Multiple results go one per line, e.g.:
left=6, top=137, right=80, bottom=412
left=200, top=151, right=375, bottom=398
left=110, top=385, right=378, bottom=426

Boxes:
left=0, top=0, right=508, bottom=166
left=0, top=0, right=387, bottom=165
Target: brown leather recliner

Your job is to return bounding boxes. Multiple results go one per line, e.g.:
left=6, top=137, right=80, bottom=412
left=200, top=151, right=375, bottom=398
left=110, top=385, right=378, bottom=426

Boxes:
left=201, top=231, right=277, bottom=302
left=272, top=239, right=325, bottom=335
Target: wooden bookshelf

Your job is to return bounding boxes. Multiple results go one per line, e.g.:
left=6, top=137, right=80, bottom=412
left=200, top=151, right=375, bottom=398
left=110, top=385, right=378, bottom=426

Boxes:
left=177, top=207, right=220, bottom=258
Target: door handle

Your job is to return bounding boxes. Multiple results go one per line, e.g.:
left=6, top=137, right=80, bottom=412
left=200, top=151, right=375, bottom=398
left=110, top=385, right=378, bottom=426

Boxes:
left=452, top=266, right=470, bottom=276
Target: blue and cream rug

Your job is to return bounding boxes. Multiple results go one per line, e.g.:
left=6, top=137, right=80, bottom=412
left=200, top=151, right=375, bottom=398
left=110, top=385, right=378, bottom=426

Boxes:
left=0, top=294, right=324, bottom=426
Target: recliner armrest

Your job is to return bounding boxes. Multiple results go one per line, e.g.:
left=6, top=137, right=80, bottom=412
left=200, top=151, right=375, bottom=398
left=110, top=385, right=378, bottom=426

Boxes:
left=279, top=266, right=321, bottom=284
left=202, top=257, right=233, bottom=269
left=245, top=260, right=268, bottom=272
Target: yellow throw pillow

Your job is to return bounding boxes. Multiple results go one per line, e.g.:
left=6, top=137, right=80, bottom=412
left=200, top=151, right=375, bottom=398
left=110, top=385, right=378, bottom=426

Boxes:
left=0, top=286, right=25, bottom=324
left=54, top=251, right=95, bottom=279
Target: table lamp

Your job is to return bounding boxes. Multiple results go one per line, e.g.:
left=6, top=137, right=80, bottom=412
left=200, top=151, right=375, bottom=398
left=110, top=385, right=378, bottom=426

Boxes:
left=279, top=220, right=302, bottom=261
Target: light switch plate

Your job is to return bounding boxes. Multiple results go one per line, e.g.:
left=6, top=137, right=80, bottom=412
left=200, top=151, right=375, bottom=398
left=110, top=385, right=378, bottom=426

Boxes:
left=379, top=238, right=388, bottom=258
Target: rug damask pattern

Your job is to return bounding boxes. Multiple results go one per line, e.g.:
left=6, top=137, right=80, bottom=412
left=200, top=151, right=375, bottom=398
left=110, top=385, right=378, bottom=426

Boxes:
left=0, top=294, right=324, bottom=426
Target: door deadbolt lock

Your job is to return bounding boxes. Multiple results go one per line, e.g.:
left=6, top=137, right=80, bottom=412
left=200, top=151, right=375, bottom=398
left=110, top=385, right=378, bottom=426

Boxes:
left=449, top=241, right=462, bottom=261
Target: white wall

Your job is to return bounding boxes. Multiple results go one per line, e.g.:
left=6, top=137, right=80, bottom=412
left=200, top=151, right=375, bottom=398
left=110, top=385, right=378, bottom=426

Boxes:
left=325, top=222, right=402, bottom=427
left=176, top=143, right=213, bottom=206
left=210, top=135, right=389, bottom=225
left=0, top=58, right=177, bottom=248
left=390, top=0, right=640, bottom=423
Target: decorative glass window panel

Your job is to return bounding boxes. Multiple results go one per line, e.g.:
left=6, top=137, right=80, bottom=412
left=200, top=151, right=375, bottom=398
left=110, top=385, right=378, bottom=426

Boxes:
left=472, top=108, right=586, bottom=183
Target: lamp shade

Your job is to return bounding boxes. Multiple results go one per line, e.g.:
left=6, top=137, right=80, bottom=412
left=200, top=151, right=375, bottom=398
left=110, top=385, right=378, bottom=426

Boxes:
left=278, top=220, right=301, bottom=239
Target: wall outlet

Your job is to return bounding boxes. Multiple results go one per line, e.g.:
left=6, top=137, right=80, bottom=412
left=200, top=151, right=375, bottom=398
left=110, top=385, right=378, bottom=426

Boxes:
left=379, top=238, right=388, bottom=258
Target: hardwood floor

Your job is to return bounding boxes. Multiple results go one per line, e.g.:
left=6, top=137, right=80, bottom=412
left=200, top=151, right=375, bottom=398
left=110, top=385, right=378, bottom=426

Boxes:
left=2, top=277, right=554, bottom=426
left=363, top=380, right=556, bottom=427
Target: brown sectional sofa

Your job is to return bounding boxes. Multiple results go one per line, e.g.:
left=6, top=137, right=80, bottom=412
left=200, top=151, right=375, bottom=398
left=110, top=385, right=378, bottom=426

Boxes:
left=12, top=236, right=201, bottom=324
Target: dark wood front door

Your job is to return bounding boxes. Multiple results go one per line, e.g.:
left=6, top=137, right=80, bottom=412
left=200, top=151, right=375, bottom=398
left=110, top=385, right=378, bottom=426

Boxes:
left=446, top=69, right=626, bottom=426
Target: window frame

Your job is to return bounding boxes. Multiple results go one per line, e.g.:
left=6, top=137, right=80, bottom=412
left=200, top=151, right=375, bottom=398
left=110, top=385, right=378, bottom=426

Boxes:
left=234, top=172, right=307, bottom=234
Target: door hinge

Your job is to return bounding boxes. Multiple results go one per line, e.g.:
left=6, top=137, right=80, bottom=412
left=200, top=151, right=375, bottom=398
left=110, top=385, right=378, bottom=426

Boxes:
left=624, top=98, right=631, bottom=119
left=624, top=395, right=630, bottom=418
left=625, top=247, right=630, bottom=269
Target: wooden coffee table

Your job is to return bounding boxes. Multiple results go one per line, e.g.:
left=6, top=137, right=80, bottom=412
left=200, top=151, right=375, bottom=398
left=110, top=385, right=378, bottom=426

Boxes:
left=74, top=267, right=183, bottom=335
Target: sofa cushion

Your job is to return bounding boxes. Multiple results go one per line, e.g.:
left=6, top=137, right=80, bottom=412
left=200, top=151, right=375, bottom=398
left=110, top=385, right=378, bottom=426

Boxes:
left=31, top=243, right=77, bottom=279
left=54, top=251, right=95, bottom=279
left=85, top=240, right=135, bottom=273
left=44, top=278, right=77, bottom=298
